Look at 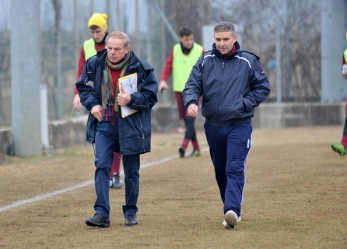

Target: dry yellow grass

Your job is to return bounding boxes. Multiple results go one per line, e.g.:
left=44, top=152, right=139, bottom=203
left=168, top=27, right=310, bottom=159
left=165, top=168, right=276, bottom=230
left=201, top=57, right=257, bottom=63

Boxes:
left=0, top=126, right=346, bottom=249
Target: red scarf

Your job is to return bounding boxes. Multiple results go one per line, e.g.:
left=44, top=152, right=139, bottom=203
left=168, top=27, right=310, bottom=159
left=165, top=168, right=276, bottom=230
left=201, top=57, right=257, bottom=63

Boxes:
left=225, top=45, right=236, bottom=58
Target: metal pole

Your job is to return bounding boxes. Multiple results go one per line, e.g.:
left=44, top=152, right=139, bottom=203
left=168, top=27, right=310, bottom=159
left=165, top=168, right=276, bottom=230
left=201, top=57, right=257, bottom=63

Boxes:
left=74, top=0, right=79, bottom=72
left=135, top=0, right=140, bottom=55
left=54, top=0, right=63, bottom=119
left=117, top=0, right=122, bottom=30
left=11, top=0, right=42, bottom=156
left=275, top=6, right=282, bottom=103
left=40, top=85, right=49, bottom=151
left=90, top=0, right=94, bottom=16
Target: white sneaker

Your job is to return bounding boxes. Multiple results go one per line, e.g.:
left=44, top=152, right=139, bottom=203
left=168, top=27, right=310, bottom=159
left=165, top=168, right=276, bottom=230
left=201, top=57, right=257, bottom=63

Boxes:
left=222, top=220, right=233, bottom=229
left=112, top=173, right=123, bottom=189
left=224, top=210, right=241, bottom=228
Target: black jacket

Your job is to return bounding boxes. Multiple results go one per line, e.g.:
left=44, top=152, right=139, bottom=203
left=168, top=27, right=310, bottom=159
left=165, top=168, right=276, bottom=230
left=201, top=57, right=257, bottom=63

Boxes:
left=183, top=42, right=270, bottom=126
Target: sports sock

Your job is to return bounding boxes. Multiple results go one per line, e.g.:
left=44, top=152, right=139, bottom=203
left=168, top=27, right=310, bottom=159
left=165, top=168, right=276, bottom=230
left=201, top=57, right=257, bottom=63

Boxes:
left=181, top=138, right=189, bottom=150
left=192, top=140, right=200, bottom=151
left=110, top=152, right=121, bottom=177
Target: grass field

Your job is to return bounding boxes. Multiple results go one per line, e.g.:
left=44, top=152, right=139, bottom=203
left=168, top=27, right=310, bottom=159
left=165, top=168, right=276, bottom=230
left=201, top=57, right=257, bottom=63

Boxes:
left=0, top=126, right=346, bottom=249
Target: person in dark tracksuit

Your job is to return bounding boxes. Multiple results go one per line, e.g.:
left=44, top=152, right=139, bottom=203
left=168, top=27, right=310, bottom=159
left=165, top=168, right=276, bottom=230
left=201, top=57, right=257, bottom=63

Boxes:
left=76, top=31, right=158, bottom=228
left=183, top=22, right=270, bottom=229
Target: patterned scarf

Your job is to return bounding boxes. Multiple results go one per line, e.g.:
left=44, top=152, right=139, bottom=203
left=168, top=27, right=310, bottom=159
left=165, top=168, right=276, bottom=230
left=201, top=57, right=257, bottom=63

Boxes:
left=101, top=52, right=131, bottom=112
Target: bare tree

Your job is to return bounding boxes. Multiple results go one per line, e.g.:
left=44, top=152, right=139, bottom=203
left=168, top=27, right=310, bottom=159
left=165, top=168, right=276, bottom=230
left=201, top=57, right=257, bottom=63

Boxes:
left=212, top=0, right=321, bottom=102
left=164, top=0, right=213, bottom=44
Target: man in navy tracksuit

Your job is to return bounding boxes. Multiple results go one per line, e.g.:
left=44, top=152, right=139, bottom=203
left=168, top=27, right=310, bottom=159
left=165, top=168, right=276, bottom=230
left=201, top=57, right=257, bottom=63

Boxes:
left=183, top=22, right=270, bottom=229
left=76, top=31, right=158, bottom=228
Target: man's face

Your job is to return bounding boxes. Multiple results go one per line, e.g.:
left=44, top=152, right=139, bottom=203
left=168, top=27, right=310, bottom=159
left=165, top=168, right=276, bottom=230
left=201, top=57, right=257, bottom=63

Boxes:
left=214, top=31, right=237, bottom=55
left=90, top=27, right=106, bottom=43
left=106, top=37, right=130, bottom=63
left=180, top=34, right=194, bottom=49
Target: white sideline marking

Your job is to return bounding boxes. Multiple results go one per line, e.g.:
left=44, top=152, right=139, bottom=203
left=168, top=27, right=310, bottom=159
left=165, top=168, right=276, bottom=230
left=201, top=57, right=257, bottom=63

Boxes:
left=0, top=152, right=199, bottom=213
left=0, top=180, right=93, bottom=213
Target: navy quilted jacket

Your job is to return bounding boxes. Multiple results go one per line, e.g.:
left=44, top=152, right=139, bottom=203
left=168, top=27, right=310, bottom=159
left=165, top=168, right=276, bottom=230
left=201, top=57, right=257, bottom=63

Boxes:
left=76, top=50, right=158, bottom=155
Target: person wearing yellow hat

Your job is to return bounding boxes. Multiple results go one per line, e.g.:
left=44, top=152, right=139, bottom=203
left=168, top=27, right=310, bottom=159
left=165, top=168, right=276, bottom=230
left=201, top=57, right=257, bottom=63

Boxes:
left=73, top=13, right=108, bottom=111
left=73, top=13, right=124, bottom=188
left=331, top=31, right=347, bottom=156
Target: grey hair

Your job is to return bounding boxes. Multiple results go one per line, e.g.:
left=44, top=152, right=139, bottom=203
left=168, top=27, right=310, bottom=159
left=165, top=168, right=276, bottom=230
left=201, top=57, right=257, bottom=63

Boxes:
left=214, top=22, right=236, bottom=35
left=106, top=31, right=131, bottom=48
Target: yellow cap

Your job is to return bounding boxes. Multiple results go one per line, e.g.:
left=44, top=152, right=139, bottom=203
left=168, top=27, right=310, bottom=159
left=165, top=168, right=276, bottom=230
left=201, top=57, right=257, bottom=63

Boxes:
left=88, top=13, right=108, bottom=32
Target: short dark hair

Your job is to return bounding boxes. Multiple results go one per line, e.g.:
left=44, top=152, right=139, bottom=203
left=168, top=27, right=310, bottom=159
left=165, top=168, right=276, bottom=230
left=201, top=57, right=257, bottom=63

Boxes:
left=214, top=22, right=236, bottom=35
left=179, top=27, right=193, bottom=37
left=89, top=25, right=101, bottom=31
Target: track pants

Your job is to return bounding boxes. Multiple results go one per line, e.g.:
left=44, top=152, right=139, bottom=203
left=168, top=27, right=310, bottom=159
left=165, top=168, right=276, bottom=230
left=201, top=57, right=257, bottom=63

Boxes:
left=204, top=122, right=252, bottom=217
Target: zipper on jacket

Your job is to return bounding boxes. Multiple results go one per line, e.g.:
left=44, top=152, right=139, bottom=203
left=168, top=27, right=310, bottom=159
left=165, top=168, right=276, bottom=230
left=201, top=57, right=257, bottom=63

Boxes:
left=222, top=62, right=225, bottom=69
left=137, top=115, right=146, bottom=153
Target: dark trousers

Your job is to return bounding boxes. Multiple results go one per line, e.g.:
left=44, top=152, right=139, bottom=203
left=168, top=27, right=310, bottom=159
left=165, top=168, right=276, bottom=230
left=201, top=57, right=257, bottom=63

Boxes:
left=184, top=117, right=197, bottom=141
left=94, top=121, right=140, bottom=218
left=175, top=92, right=198, bottom=143
left=204, top=122, right=252, bottom=217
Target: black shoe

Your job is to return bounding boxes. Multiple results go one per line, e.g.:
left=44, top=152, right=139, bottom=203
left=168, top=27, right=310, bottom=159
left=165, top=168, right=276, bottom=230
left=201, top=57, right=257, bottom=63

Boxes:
left=178, top=147, right=185, bottom=158
left=85, top=214, right=110, bottom=228
left=125, top=216, right=138, bottom=226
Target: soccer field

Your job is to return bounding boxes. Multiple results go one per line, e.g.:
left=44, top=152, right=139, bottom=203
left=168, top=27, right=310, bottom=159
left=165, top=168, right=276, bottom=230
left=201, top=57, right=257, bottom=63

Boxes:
left=0, top=126, right=346, bottom=249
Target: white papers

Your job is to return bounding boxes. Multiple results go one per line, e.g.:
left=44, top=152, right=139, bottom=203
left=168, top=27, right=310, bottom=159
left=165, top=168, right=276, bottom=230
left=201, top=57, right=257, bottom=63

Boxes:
left=118, top=73, right=138, bottom=118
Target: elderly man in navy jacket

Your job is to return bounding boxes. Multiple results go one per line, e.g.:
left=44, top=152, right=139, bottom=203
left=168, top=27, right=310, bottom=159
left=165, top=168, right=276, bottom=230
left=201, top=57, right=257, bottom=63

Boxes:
left=76, top=31, right=158, bottom=228
left=183, top=22, right=270, bottom=229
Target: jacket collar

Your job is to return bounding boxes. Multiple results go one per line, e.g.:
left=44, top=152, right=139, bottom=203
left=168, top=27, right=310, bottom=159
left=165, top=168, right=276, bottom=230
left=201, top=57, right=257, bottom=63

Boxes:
left=212, top=41, right=241, bottom=59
